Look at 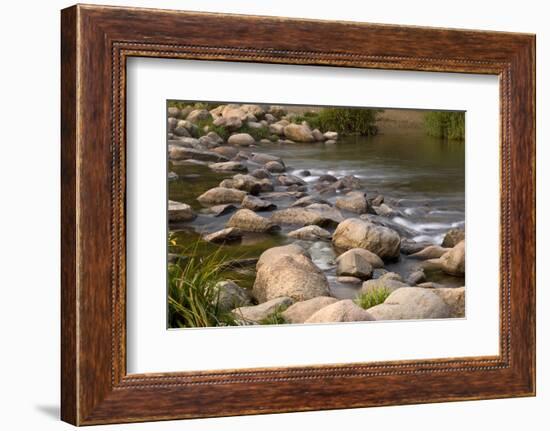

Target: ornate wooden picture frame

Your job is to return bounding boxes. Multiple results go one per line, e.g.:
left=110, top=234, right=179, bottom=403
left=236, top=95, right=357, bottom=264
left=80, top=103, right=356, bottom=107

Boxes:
left=61, top=4, right=535, bottom=425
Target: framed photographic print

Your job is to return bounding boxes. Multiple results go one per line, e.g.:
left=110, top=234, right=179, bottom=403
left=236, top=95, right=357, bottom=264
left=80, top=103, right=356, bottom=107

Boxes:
left=61, top=4, right=536, bottom=425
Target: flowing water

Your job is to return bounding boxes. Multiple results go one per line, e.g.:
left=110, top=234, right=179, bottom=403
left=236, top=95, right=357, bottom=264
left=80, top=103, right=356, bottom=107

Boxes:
left=169, top=129, right=465, bottom=299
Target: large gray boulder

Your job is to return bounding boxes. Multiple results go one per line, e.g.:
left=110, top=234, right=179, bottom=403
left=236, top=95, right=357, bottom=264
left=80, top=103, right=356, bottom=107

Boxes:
left=168, top=200, right=196, bottom=222
left=283, top=123, right=315, bottom=143
left=197, top=187, right=247, bottom=205
left=366, top=287, right=451, bottom=320
left=305, top=300, right=374, bottom=323
left=282, top=297, right=338, bottom=324
left=233, top=297, right=294, bottom=324
left=332, top=218, right=401, bottom=260
left=253, top=252, right=329, bottom=302
left=335, top=191, right=369, bottom=214
left=226, top=209, right=280, bottom=233
left=228, top=133, right=255, bottom=146
left=336, top=248, right=383, bottom=280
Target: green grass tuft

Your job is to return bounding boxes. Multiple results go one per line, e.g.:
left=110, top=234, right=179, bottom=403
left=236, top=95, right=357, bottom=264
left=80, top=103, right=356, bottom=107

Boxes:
left=290, top=107, right=381, bottom=136
left=257, top=305, right=289, bottom=325
left=424, top=111, right=465, bottom=140
left=355, top=288, right=391, bottom=310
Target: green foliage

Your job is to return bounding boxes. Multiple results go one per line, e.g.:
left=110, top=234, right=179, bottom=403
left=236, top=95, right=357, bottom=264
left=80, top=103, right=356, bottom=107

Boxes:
left=424, top=111, right=465, bottom=140
left=168, top=239, right=238, bottom=328
left=355, top=288, right=391, bottom=310
left=168, top=100, right=219, bottom=111
left=194, top=118, right=230, bottom=141
left=291, top=107, right=381, bottom=136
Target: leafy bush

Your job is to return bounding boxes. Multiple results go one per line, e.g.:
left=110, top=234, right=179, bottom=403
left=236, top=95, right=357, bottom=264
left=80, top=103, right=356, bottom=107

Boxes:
left=424, top=111, right=465, bottom=140
left=238, top=124, right=271, bottom=141
left=291, top=107, right=381, bottom=136
left=355, top=287, right=391, bottom=310
left=168, top=241, right=238, bottom=328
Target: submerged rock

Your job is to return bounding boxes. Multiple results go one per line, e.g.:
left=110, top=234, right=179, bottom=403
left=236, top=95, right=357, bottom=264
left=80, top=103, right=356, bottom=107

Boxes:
left=207, top=204, right=238, bottom=217
left=241, top=195, right=276, bottom=211
left=332, top=218, right=401, bottom=260
left=209, top=161, right=248, bottom=172
left=305, top=300, right=374, bottom=323
left=203, top=227, right=242, bottom=243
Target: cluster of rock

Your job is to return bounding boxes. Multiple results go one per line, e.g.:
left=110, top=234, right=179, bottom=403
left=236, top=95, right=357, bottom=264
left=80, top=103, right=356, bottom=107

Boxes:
left=168, top=103, right=466, bottom=325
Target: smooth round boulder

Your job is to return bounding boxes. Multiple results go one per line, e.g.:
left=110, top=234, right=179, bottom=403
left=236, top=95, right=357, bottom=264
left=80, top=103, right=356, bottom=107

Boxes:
left=283, top=123, right=315, bottom=143
left=168, top=200, right=196, bottom=222
left=305, top=300, right=374, bottom=323
left=253, top=253, right=330, bottom=303
left=228, top=133, right=255, bottom=147
left=335, top=191, right=369, bottom=214
left=281, top=297, right=338, bottom=324
left=233, top=297, right=294, bottom=324
left=442, top=228, right=466, bottom=248
left=288, top=225, right=332, bottom=241
left=332, top=218, right=401, bottom=260
left=197, top=187, right=247, bottom=205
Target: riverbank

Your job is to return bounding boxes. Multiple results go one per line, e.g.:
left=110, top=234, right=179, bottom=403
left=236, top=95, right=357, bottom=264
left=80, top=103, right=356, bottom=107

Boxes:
left=167, top=103, right=465, bottom=327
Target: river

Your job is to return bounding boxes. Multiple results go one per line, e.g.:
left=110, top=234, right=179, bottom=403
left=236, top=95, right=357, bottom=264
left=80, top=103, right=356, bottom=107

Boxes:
left=169, top=128, right=465, bottom=299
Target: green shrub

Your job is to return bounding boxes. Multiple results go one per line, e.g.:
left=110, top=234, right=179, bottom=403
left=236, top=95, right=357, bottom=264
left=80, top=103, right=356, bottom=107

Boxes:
left=238, top=124, right=271, bottom=141
left=424, top=111, right=465, bottom=140
left=290, top=107, right=381, bottom=136
left=168, top=241, right=238, bottom=328
left=355, top=287, right=391, bottom=310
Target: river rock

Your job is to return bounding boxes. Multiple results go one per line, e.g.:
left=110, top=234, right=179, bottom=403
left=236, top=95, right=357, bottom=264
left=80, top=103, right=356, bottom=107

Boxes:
left=410, top=245, right=450, bottom=260
left=374, top=203, right=397, bottom=217
left=253, top=253, right=329, bottom=302
left=168, top=200, right=196, bottom=222
left=336, top=250, right=373, bottom=279
left=332, top=218, right=401, bottom=260
left=400, top=238, right=433, bottom=255
left=176, top=119, right=199, bottom=136
left=209, top=161, right=248, bottom=172
left=269, top=123, right=285, bottom=136
left=207, top=204, right=237, bottom=217
left=337, top=276, right=362, bottom=284
left=361, top=273, right=409, bottom=294
left=323, top=131, right=338, bottom=140
left=283, top=123, right=315, bottom=143
left=226, top=209, right=280, bottom=233
left=288, top=225, right=332, bottom=241
left=442, top=228, right=465, bottom=248
left=241, top=195, right=276, bottom=211
left=337, top=247, right=384, bottom=269
left=371, top=194, right=384, bottom=206
left=167, top=106, right=180, bottom=118
left=271, top=205, right=343, bottom=227
left=291, top=196, right=329, bottom=207
left=432, top=287, right=465, bottom=318
left=277, top=174, right=306, bottom=187
left=221, top=104, right=248, bottom=120
left=366, top=287, right=451, bottom=320
left=281, top=297, right=339, bottom=324
left=203, top=227, right=242, bottom=243
left=256, top=244, right=308, bottom=270
left=264, top=113, right=277, bottom=123
left=221, top=174, right=274, bottom=194
left=265, top=161, right=285, bottom=173
left=311, top=128, right=325, bottom=141
left=214, top=281, right=251, bottom=312
left=186, top=109, right=211, bottom=123
left=169, top=147, right=229, bottom=163
left=305, top=300, right=374, bottom=323
left=197, top=187, right=247, bottom=205
left=167, top=116, right=178, bottom=132
left=325, top=140, right=337, bottom=145
left=206, top=131, right=224, bottom=146
left=212, top=146, right=240, bottom=159
left=318, top=174, right=338, bottom=183
left=228, top=133, right=255, bottom=146
left=406, top=269, right=427, bottom=285
left=250, top=168, right=271, bottom=179
left=168, top=137, right=201, bottom=148
left=423, top=240, right=465, bottom=276
left=233, top=297, right=294, bottom=324
left=336, top=191, right=369, bottom=214
left=173, top=125, right=191, bottom=137
left=249, top=152, right=284, bottom=165
left=168, top=171, right=178, bottom=181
